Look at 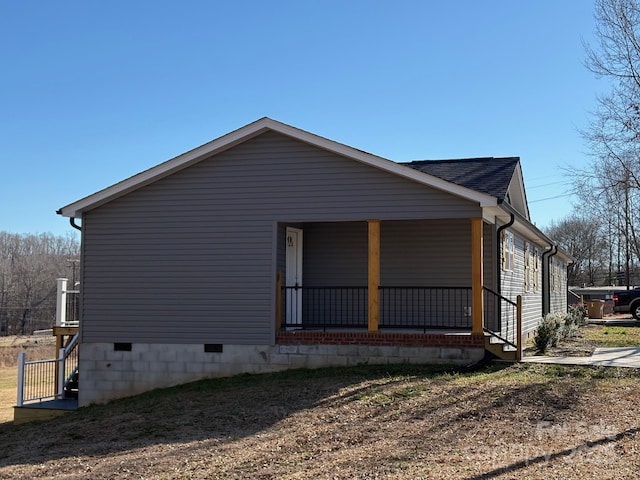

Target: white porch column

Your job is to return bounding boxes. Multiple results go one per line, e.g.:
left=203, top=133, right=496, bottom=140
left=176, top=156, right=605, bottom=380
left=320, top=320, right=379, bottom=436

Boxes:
left=56, top=278, right=68, bottom=327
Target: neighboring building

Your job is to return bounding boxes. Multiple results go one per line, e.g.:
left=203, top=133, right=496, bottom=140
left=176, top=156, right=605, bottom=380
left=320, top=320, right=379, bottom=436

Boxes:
left=56, top=118, right=571, bottom=406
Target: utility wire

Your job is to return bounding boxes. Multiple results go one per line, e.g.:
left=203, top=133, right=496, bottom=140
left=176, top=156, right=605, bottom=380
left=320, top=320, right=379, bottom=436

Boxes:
left=529, top=193, right=574, bottom=203
left=527, top=180, right=572, bottom=190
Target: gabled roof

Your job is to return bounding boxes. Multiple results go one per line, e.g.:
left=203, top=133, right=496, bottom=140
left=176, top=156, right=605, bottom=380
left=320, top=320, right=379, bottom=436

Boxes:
left=403, top=157, right=530, bottom=220
left=57, top=117, right=498, bottom=218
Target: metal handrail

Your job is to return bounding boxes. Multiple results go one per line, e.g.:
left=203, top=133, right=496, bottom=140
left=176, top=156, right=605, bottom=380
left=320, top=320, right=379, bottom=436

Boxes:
left=16, top=355, right=58, bottom=406
left=58, top=333, right=79, bottom=396
left=16, top=332, right=80, bottom=407
left=482, top=286, right=520, bottom=351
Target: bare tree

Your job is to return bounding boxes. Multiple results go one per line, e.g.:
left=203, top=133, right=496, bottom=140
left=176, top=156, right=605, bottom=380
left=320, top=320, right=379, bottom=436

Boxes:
left=0, top=232, right=79, bottom=335
left=585, top=0, right=640, bottom=163
left=580, top=0, right=640, bottom=286
left=546, top=214, right=609, bottom=286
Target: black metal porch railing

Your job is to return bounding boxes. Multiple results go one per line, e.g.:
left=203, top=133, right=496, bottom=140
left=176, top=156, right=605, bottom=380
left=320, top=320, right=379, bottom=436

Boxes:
left=483, top=286, right=518, bottom=348
left=282, top=286, right=368, bottom=329
left=280, top=285, right=474, bottom=331
left=379, top=286, right=472, bottom=330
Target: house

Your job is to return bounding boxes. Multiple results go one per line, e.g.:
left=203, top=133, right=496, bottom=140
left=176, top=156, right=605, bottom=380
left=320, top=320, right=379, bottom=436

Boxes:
left=55, top=117, right=571, bottom=406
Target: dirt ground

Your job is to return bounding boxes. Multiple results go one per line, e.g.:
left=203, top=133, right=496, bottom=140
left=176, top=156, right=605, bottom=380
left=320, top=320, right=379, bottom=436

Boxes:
left=1, top=328, right=639, bottom=479
left=0, top=361, right=639, bottom=478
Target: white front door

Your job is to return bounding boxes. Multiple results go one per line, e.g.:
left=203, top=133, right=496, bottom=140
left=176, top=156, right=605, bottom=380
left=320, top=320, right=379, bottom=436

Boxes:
left=286, top=227, right=303, bottom=325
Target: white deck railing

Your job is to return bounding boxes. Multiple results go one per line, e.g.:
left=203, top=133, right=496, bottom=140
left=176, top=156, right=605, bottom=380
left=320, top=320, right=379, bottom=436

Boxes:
left=16, top=333, right=79, bottom=406
left=56, top=278, right=80, bottom=327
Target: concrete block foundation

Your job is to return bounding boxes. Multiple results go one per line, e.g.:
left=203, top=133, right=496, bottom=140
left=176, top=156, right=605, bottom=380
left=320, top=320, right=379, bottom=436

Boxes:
left=79, top=331, right=485, bottom=406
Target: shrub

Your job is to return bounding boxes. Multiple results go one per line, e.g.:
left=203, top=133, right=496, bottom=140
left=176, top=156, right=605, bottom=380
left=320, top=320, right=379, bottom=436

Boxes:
left=567, top=304, right=587, bottom=327
left=561, top=316, right=579, bottom=339
left=533, top=306, right=588, bottom=353
left=534, top=313, right=563, bottom=353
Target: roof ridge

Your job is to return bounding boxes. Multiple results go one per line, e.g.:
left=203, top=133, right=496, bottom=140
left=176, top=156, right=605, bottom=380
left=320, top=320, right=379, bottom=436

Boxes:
left=403, top=157, right=519, bottom=164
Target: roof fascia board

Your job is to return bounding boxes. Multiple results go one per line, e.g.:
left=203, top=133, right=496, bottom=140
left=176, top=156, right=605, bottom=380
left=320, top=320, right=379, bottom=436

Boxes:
left=58, top=117, right=497, bottom=217
left=507, top=163, right=531, bottom=220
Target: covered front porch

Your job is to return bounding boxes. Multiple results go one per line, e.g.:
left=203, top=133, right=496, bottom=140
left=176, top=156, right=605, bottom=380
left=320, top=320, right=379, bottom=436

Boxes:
left=275, top=218, right=521, bottom=359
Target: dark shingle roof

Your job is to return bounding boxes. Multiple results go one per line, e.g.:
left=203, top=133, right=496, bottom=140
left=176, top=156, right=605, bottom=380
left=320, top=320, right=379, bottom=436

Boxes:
left=402, top=157, right=519, bottom=202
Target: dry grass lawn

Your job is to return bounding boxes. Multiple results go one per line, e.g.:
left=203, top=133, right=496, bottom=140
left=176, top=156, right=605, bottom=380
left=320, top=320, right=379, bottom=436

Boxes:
left=0, top=327, right=639, bottom=479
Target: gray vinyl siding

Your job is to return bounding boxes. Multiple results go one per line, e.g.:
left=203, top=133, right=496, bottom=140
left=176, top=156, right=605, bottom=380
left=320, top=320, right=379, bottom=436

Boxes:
left=77, top=222, right=88, bottom=342
left=521, top=243, right=543, bottom=335
left=483, top=223, right=496, bottom=291
left=550, top=257, right=568, bottom=314
left=381, top=219, right=471, bottom=286
left=500, top=231, right=543, bottom=336
left=304, top=222, right=368, bottom=286
left=302, top=219, right=480, bottom=287
left=81, top=131, right=482, bottom=344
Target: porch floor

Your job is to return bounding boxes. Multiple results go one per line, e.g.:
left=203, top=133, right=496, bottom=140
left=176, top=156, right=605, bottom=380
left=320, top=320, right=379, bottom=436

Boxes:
left=17, top=398, right=78, bottom=410
left=13, top=398, right=78, bottom=424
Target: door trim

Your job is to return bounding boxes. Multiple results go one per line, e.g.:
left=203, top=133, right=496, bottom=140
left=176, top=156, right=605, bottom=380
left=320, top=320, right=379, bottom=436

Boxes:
left=285, top=227, right=303, bottom=325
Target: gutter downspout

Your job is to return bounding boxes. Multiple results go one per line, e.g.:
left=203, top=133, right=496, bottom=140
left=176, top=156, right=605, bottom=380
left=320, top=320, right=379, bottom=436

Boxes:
left=70, top=218, right=82, bottom=231
left=496, top=213, right=515, bottom=295
left=542, top=245, right=558, bottom=316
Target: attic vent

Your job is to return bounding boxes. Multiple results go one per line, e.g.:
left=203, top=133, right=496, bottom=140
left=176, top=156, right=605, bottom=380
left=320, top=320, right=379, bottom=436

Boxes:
left=204, top=344, right=223, bottom=353
left=114, top=343, right=132, bottom=351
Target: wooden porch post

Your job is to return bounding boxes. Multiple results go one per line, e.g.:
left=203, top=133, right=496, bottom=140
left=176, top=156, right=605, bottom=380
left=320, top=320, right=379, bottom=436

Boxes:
left=471, top=217, right=484, bottom=334
left=368, top=220, right=380, bottom=332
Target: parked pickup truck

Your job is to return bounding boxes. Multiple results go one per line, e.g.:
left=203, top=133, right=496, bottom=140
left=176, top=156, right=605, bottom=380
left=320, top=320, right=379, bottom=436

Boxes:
left=613, top=287, right=640, bottom=320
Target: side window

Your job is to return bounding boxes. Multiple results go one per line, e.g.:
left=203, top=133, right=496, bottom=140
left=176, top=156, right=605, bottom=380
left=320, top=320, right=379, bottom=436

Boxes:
left=502, top=231, right=515, bottom=271
left=524, top=242, right=531, bottom=291
left=533, top=248, right=540, bottom=292
left=555, top=259, right=564, bottom=292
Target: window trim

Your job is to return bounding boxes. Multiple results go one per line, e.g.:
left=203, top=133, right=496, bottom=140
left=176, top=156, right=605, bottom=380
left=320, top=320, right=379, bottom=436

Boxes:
left=533, top=247, right=540, bottom=292
left=502, top=231, right=515, bottom=272
left=524, top=242, right=531, bottom=291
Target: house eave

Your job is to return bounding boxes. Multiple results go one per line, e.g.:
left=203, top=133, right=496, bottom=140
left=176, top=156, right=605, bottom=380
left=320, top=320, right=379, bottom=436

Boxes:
left=497, top=202, right=574, bottom=263
left=57, top=117, right=497, bottom=218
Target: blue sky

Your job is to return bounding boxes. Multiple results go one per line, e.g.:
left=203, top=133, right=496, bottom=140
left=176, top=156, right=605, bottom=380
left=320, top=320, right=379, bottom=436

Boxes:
left=0, top=1, right=603, bottom=238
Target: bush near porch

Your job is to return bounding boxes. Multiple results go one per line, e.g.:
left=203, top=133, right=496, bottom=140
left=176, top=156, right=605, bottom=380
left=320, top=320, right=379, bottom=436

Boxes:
left=533, top=305, right=588, bottom=354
